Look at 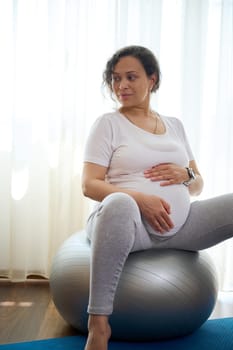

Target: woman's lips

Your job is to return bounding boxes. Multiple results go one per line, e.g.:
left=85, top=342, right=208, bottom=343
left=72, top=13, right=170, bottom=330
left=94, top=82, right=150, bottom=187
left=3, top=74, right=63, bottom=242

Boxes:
left=119, top=94, right=133, bottom=100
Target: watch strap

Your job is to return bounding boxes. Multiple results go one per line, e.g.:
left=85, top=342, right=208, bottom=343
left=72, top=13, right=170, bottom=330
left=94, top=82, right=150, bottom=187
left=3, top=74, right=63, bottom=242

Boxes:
left=183, top=167, right=196, bottom=186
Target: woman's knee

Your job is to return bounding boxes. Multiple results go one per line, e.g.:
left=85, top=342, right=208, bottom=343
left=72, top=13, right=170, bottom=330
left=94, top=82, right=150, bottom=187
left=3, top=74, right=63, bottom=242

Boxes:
left=91, top=193, right=140, bottom=243
left=98, top=192, right=140, bottom=219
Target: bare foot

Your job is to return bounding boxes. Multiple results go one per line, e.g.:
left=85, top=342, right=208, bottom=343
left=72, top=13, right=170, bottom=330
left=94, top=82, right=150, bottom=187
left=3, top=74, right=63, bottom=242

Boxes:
left=84, top=315, right=111, bottom=350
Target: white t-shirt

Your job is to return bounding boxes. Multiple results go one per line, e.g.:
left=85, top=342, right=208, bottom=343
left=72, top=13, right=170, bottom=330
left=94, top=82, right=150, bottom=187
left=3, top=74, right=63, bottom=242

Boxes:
left=84, top=111, right=194, bottom=237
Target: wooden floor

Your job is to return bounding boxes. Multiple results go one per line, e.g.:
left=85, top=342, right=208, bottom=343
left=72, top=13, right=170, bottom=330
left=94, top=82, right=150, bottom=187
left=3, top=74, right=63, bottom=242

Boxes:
left=0, top=279, right=233, bottom=345
left=0, top=280, right=77, bottom=345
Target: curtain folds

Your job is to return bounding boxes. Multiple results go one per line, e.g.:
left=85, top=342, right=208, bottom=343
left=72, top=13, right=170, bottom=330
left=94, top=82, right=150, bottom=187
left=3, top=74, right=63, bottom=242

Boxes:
left=0, top=0, right=232, bottom=287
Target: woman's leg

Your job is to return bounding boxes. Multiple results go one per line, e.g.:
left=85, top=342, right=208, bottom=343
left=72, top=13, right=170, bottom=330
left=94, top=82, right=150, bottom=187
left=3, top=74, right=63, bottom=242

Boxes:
left=87, top=192, right=153, bottom=315
left=84, top=192, right=153, bottom=350
left=154, top=193, right=233, bottom=251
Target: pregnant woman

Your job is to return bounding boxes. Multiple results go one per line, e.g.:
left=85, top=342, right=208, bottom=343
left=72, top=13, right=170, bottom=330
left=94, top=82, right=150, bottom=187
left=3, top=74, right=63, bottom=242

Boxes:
left=81, top=45, right=233, bottom=350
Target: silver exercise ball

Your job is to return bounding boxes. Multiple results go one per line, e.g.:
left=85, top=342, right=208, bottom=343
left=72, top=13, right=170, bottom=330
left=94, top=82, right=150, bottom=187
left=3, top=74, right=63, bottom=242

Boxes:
left=50, top=230, right=218, bottom=341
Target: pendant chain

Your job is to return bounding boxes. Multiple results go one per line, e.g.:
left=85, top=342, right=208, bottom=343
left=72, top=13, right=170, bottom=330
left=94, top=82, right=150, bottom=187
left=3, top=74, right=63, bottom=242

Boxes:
left=122, top=110, right=160, bottom=134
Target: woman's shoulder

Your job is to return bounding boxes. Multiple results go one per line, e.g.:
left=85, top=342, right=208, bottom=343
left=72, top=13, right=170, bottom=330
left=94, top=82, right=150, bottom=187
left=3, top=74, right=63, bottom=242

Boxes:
left=161, top=114, right=182, bottom=125
left=160, top=115, right=187, bottom=139
left=161, top=114, right=185, bottom=130
left=93, top=110, right=120, bottom=125
left=88, top=111, right=121, bottom=138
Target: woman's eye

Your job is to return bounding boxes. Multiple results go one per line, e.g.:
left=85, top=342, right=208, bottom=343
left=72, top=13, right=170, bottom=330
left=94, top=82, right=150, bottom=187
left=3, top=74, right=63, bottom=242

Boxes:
left=112, top=76, right=120, bottom=82
left=128, top=75, right=136, bottom=81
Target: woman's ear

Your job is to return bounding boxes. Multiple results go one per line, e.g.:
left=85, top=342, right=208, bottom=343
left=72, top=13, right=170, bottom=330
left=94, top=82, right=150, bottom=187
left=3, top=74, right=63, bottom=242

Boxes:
left=150, top=74, right=157, bottom=91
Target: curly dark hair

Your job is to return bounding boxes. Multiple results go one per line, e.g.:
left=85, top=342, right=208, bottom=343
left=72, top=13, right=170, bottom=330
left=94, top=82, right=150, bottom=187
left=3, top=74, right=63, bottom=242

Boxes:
left=103, top=45, right=161, bottom=96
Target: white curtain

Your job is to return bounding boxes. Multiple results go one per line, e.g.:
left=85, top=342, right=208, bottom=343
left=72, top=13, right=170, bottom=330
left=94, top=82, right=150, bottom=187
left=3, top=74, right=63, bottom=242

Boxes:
left=0, top=0, right=232, bottom=287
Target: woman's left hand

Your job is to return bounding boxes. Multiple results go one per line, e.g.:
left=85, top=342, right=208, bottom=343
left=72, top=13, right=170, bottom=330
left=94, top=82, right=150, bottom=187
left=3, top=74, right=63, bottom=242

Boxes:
left=144, top=163, right=188, bottom=186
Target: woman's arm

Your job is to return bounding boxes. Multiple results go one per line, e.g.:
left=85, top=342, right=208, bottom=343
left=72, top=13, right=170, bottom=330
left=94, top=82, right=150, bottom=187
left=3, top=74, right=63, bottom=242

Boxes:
left=144, top=160, right=204, bottom=196
left=82, top=162, right=125, bottom=202
left=82, top=162, right=174, bottom=233
left=185, top=160, right=204, bottom=196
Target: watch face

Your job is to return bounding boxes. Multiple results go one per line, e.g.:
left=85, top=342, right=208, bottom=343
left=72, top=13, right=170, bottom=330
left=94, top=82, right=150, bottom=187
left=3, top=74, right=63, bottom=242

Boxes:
left=183, top=167, right=196, bottom=186
left=188, top=167, right=196, bottom=180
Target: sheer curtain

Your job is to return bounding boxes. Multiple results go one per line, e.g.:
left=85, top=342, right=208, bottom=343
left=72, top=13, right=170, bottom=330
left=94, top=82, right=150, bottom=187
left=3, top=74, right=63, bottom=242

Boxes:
left=0, top=0, right=232, bottom=287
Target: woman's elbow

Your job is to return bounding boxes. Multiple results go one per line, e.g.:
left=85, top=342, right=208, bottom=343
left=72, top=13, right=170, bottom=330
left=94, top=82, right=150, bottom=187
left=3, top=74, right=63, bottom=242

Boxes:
left=82, top=180, right=90, bottom=198
left=189, top=176, right=204, bottom=196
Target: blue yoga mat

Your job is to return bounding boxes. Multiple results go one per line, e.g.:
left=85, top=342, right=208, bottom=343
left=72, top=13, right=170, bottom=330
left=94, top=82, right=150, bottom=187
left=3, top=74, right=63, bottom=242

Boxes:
left=1, top=318, right=233, bottom=349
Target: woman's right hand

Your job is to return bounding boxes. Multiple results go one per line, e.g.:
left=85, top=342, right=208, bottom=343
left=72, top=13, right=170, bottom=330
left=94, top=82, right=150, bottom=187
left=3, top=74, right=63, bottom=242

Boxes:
left=82, top=162, right=174, bottom=233
left=136, top=193, right=174, bottom=234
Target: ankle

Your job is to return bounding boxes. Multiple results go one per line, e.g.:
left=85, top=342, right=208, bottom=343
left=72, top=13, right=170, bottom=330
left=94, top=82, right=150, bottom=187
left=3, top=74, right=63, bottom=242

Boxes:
left=84, top=315, right=111, bottom=350
left=88, top=314, right=111, bottom=337
left=88, top=314, right=109, bottom=328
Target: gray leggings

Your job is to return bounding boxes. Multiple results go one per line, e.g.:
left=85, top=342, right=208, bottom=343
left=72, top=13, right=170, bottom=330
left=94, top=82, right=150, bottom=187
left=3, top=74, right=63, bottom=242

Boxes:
left=86, top=192, right=233, bottom=315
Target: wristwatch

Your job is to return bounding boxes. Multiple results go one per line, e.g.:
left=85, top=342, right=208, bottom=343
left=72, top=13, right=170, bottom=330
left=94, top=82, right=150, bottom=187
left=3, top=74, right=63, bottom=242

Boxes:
left=183, top=167, right=196, bottom=187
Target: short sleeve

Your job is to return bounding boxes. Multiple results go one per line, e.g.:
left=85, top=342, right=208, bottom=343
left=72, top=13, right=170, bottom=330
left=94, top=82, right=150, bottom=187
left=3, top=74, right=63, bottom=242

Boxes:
left=176, top=118, right=195, bottom=161
left=83, top=115, right=114, bottom=167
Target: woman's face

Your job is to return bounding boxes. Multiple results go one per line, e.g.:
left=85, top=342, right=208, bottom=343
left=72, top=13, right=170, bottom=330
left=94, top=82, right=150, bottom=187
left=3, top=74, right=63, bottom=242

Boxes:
left=111, top=56, right=155, bottom=108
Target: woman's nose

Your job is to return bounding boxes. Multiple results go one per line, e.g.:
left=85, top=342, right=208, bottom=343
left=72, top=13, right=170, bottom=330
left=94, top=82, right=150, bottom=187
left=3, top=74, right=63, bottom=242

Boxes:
left=119, top=78, right=129, bottom=89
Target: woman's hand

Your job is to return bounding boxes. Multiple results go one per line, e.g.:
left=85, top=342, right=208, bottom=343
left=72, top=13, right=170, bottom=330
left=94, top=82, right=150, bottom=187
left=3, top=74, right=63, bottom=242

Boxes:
left=136, top=193, right=174, bottom=233
left=144, top=163, right=188, bottom=186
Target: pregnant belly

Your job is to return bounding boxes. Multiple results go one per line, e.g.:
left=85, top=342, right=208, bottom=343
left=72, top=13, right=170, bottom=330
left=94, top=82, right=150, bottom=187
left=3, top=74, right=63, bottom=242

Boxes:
left=110, top=176, right=191, bottom=237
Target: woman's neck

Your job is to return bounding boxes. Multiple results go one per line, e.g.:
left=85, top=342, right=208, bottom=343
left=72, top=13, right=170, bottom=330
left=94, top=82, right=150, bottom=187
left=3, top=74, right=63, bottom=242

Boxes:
left=119, top=106, right=152, bottom=119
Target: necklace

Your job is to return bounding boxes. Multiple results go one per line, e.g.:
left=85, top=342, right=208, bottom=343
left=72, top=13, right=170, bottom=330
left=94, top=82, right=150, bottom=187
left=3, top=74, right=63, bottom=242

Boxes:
left=152, top=112, right=159, bottom=134
left=121, top=109, right=160, bottom=135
